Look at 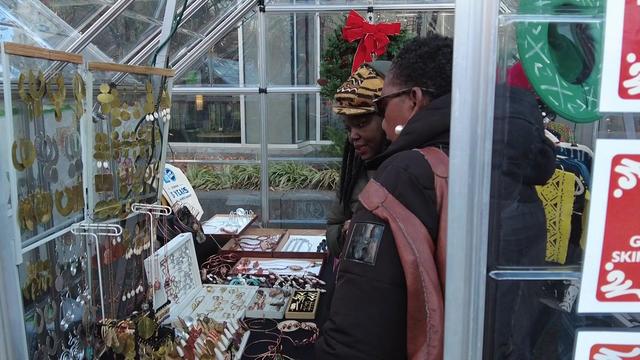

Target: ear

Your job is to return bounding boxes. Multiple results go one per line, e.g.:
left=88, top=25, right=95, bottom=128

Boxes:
left=409, top=87, right=430, bottom=108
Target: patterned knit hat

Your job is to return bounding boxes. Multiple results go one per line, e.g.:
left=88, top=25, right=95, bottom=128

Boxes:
left=332, top=61, right=389, bottom=116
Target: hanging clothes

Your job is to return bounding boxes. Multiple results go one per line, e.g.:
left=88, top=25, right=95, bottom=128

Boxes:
left=556, top=142, right=594, bottom=174
left=536, top=169, right=576, bottom=264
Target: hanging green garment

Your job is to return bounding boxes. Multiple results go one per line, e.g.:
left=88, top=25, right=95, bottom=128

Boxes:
left=536, top=169, right=576, bottom=264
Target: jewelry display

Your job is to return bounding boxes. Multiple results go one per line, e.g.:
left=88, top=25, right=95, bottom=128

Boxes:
left=17, top=70, right=46, bottom=119
left=48, top=72, right=66, bottom=122
left=22, top=260, right=53, bottom=301
left=232, top=258, right=324, bottom=277
left=246, top=288, right=292, bottom=319
left=62, top=131, right=83, bottom=179
left=172, top=316, right=248, bottom=360
left=33, top=190, right=53, bottom=225
left=284, top=290, right=320, bottom=320
left=72, top=73, right=85, bottom=122
left=55, top=185, right=83, bottom=217
left=34, top=133, right=60, bottom=183
left=223, top=229, right=286, bottom=254
left=18, top=196, right=37, bottom=231
left=11, top=138, right=36, bottom=171
left=202, top=209, right=256, bottom=236
left=200, top=253, right=241, bottom=284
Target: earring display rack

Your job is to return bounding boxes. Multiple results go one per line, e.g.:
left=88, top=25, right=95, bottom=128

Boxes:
left=1, top=42, right=176, bottom=359
left=86, top=62, right=174, bottom=223
left=1, top=42, right=87, bottom=261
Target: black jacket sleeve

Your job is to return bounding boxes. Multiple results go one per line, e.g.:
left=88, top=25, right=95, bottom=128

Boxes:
left=316, top=151, right=439, bottom=359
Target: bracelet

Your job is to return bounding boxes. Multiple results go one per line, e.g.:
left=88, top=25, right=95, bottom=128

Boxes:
left=241, top=318, right=278, bottom=332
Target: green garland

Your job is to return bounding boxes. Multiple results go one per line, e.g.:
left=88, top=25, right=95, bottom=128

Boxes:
left=318, top=19, right=412, bottom=99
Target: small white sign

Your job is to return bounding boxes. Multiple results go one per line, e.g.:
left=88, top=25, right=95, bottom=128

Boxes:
left=161, top=164, right=204, bottom=220
left=574, top=330, right=640, bottom=359
left=578, top=139, right=640, bottom=313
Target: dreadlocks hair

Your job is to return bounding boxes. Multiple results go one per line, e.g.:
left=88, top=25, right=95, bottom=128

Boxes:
left=389, top=34, right=454, bottom=100
left=337, top=138, right=366, bottom=216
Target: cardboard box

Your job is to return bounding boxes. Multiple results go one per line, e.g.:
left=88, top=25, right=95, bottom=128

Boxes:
left=275, top=229, right=328, bottom=259
left=219, top=228, right=287, bottom=258
left=144, top=232, right=257, bottom=323
left=284, top=290, right=321, bottom=320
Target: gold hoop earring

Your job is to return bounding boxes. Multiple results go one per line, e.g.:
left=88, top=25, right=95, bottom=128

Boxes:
left=12, top=139, right=36, bottom=171
left=55, top=188, right=74, bottom=217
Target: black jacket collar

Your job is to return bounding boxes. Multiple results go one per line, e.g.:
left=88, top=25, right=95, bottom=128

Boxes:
left=367, top=94, right=451, bottom=169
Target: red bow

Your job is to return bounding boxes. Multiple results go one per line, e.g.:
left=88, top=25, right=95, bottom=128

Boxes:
left=342, top=10, right=401, bottom=74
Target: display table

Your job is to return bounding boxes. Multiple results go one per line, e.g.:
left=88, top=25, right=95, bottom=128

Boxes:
left=239, top=254, right=336, bottom=360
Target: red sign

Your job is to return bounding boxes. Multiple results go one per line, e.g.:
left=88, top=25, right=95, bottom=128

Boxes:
left=596, top=154, right=640, bottom=302
left=618, top=0, right=640, bottom=100
left=589, top=344, right=640, bottom=359
left=578, top=140, right=640, bottom=313
left=600, top=0, right=640, bottom=111
left=575, top=331, right=640, bottom=360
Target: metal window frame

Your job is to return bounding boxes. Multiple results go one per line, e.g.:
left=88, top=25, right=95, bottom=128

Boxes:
left=443, top=0, right=499, bottom=359
left=264, top=3, right=455, bottom=12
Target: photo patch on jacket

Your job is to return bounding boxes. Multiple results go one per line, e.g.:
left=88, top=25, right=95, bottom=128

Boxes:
left=344, top=222, right=385, bottom=266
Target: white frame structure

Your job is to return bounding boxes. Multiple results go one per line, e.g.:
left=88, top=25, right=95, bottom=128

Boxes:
left=0, top=1, right=525, bottom=359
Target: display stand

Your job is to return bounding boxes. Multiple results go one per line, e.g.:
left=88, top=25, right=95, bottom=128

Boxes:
left=132, top=202, right=172, bottom=307
left=70, top=222, right=122, bottom=320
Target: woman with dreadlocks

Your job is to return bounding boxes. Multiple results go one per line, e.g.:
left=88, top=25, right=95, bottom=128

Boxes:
left=325, top=61, right=390, bottom=258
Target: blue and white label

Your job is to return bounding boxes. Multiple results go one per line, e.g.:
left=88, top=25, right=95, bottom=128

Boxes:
left=164, top=168, right=177, bottom=183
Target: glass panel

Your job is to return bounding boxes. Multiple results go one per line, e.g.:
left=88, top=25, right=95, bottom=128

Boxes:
left=243, top=15, right=258, bottom=86
left=87, top=70, right=168, bottom=221
left=167, top=0, right=240, bottom=65
left=38, top=1, right=105, bottom=30
left=484, top=279, right=630, bottom=360
left=4, top=53, right=85, bottom=246
left=168, top=95, right=263, bottom=222
left=173, top=29, right=240, bottom=86
left=169, top=94, right=242, bottom=143
left=263, top=13, right=317, bottom=86
left=19, top=232, right=92, bottom=359
left=484, top=1, right=637, bottom=359
left=245, top=94, right=317, bottom=144
left=90, top=0, right=164, bottom=62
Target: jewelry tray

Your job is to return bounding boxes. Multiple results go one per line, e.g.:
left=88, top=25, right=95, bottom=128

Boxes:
left=219, top=228, right=287, bottom=257
left=284, top=290, right=321, bottom=320
left=245, top=288, right=292, bottom=319
left=231, top=257, right=324, bottom=277
left=202, top=213, right=256, bottom=237
left=144, top=233, right=257, bottom=323
left=274, top=229, right=328, bottom=259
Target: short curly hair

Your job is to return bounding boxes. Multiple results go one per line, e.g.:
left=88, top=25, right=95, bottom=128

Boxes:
left=389, top=34, right=454, bottom=100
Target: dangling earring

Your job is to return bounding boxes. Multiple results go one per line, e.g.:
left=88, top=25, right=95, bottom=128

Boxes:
left=394, top=125, right=404, bottom=135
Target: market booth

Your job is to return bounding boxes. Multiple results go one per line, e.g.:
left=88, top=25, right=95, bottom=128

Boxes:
left=0, top=0, right=638, bottom=359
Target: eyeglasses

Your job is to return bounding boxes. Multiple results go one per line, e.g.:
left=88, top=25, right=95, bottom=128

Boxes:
left=373, top=87, right=435, bottom=118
